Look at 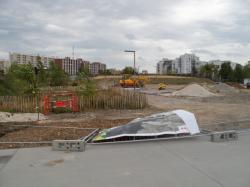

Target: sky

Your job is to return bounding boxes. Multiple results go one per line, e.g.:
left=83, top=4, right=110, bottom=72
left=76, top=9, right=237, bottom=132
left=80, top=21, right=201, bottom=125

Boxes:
left=0, top=0, right=250, bottom=72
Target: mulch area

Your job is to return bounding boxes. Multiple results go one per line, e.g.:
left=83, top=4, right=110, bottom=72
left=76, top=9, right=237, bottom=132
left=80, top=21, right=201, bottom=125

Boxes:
left=0, top=118, right=132, bottom=149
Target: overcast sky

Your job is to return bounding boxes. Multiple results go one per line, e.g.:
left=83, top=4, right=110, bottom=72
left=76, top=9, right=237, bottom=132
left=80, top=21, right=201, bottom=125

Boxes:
left=0, top=0, right=250, bottom=72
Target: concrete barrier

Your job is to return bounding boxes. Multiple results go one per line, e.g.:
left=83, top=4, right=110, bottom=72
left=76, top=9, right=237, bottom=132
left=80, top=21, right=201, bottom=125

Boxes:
left=52, top=140, right=85, bottom=152
left=211, top=130, right=238, bottom=142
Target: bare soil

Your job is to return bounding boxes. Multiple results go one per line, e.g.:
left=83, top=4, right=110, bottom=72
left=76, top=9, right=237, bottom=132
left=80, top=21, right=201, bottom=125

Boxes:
left=1, top=83, right=250, bottom=149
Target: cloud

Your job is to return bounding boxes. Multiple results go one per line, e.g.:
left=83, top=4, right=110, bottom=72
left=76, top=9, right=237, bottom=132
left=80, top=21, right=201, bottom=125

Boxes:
left=0, top=0, right=250, bottom=72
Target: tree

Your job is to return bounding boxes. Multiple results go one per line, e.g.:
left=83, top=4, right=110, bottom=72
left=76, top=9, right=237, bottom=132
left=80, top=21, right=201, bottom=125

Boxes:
left=243, top=64, right=250, bottom=78
left=36, top=56, right=47, bottom=85
left=122, top=66, right=134, bottom=74
left=77, top=66, right=91, bottom=81
left=219, top=62, right=233, bottom=81
left=199, top=63, right=219, bottom=80
left=191, top=65, right=198, bottom=76
left=233, top=64, right=244, bottom=83
left=2, top=64, right=36, bottom=95
left=48, top=61, right=69, bottom=86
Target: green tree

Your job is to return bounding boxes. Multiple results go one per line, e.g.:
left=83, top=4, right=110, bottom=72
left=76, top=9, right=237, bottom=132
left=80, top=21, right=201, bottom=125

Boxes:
left=219, top=62, right=233, bottom=81
left=191, top=65, right=198, bottom=76
left=36, top=56, right=47, bottom=85
left=233, top=64, right=244, bottom=83
left=122, top=66, right=134, bottom=74
left=77, top=67, right=90, bottom=81
left=48, top=61, right=69, bottom=86
left=2, top=64, right=36, bottom=95
left=243, top=64, right=250, bottom=78
left=200, top=63, right=219, bottom=80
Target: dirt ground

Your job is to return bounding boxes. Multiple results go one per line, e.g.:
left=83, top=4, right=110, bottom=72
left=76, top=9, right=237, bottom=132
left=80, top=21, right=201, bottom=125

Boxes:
left=1, top=83, right=250, bottom=149
left=145, top=84, right=250, bottom=130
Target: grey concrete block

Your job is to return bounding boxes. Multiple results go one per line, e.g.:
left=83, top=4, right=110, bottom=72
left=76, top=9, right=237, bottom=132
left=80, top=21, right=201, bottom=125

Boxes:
left=211, top=130, right=238, bottom=142
left=52, top=140, right=85, bottom=152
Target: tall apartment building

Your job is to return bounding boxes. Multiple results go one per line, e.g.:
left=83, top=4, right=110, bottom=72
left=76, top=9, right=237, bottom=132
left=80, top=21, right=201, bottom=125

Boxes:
left=89, top=62, right=106, bottom=75
left=9, top=52, right=54, bottom=68
left=157, top=53, right=201, bottom=74
left=54, top=57, right=90, bottom=76
left=179, top=53, right=200, bottom=74
left=156, top=58, right=173, bottom=74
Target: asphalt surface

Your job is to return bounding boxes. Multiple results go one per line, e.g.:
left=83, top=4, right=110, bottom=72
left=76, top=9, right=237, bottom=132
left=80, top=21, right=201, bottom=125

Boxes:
left=1, top=134, right=250, bottom=187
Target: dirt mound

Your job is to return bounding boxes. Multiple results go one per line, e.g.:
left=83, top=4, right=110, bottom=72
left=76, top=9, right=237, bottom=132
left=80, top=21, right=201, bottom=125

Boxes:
left=0, top=112, right=47, bottom=122
left=210, top=83, right=239, bottom=94
left=172, top=84, right=216, bottom=97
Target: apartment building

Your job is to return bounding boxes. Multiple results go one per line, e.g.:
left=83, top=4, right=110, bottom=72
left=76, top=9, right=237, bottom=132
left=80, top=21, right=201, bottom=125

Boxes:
left=179, top=53, right=200, bottom=74
left=9, top=52, right=54, bottom=68
left=9, top=52, right=106, bottom=76
left=89, top=62, right=106, bottom=75
left=208, top=60, right=237, bottom=70
left=54, top=57, right=90, bottom=76
left=156, top=58, right=173, bottom=74
left=157, top=54, right=201, bottom=74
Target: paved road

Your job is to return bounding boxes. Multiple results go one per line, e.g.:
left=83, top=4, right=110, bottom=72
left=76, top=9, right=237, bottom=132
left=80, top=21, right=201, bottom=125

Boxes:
left=1, top=134, right=250, bottom=187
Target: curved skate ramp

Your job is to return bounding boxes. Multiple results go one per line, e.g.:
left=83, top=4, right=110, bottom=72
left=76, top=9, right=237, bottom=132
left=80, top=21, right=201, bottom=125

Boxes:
left=92, top=110, right=200, bottom=142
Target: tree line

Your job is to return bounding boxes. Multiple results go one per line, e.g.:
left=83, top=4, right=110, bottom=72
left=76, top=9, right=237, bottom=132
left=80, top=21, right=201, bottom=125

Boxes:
left=199, top=61, right=250, bottom=83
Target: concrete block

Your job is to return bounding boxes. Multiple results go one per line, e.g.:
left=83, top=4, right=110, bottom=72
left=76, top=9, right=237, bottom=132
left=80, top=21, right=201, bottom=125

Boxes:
left=52, top=140, right=85, bottom=152
left=211, top=130, right=238, bottom=142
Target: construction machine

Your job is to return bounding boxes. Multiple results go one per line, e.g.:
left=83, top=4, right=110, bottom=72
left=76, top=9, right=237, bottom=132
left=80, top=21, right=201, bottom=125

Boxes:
left=158, top=83, right=167, bottom=90
left=120, top=75, right=149, bottom=88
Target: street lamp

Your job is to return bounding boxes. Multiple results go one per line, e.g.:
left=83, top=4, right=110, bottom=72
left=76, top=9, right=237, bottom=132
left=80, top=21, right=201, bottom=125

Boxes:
left=124, top=50, right=136, bottom=75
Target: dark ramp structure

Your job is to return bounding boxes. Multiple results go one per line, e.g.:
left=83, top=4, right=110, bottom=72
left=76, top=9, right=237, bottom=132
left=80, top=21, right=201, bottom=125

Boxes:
left=92, top=110, right=200, bottom=142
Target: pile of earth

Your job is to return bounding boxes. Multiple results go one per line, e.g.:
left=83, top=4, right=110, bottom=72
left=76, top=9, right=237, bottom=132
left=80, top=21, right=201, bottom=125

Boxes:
left=0, top=112, right=47, bottom=122
left=209, top=83, right=239, bottom=94
left=171, top=84, right=216, bottom=97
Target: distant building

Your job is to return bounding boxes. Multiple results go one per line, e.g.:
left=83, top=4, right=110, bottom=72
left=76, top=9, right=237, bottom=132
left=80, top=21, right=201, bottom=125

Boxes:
left=9, top=52, right=54, bottom=68
left=157, top=58, right=173, bottom=74
left=0, top=59, right=10, bottom=73
left=89, top=62, right=106, bottom=75
left=157, top=54, right=201, bottom=74
left=178, top=53, right=200, bottom=74
left=208, top=60, right=238, bottom=70
left=142, top=70, right=148, bottom=74
left=9, top=52, right=107, bottom=76
left=54, top=57, right=90, bottom=76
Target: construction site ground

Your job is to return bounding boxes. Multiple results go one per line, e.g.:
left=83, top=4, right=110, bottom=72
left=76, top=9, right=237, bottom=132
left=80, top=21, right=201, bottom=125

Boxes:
left=1, top=82, right=250, bottom=149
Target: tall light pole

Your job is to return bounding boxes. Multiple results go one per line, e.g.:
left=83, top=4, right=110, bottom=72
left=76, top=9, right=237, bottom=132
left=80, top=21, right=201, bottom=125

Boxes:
left=124, top=50, right=136, bottom=90
left=124, top=50, right=136, bottom=75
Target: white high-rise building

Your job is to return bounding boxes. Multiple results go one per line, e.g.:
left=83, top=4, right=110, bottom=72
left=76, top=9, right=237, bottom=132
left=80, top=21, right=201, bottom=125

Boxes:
left=157, top=53, right=200, bottom=75
left=179, top=53, right=200, bottom=74
left=9, top=52, right=54, bottom=68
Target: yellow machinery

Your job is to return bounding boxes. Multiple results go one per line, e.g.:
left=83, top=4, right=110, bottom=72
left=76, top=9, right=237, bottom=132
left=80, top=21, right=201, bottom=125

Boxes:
left=120, top=75, right=149, bottom=88
left=158, top=83, right=167, bottom=90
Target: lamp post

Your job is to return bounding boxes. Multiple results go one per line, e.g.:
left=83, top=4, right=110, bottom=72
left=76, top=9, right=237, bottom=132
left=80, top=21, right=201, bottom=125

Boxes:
left=124, top=50, right=136, bottom=76
left=124, top=50, right=136, bottom=90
